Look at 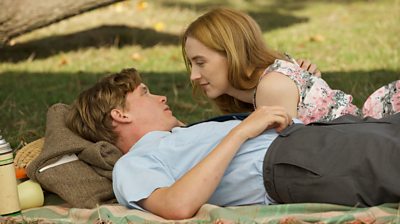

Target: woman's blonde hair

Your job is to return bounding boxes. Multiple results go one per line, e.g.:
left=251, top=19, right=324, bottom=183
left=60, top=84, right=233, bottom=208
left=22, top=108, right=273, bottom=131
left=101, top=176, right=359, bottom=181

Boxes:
left=182, top=7, right=285, bottom=114
left=66, top=68, right=142, bottom=145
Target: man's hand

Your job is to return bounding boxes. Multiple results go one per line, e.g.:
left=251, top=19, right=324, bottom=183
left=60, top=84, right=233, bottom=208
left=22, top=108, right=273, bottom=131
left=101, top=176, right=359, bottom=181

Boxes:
left=233, top=106, right=292, bottom=140
left=296, top=59, right=322, bottom=77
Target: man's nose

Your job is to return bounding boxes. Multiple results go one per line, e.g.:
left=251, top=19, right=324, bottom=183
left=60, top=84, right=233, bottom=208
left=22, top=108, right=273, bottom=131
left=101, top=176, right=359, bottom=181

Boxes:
left=159, top=95, right=167, bottom=103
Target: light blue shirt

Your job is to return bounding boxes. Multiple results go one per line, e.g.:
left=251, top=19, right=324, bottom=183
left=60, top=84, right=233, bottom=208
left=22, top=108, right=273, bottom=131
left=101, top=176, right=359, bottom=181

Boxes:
left=113, top=120, right=287, bottom=210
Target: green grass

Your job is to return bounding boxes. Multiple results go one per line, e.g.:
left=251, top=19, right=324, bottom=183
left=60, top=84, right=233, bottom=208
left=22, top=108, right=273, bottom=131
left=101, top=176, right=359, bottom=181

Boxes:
left=0, top=0, right=399, bottom=147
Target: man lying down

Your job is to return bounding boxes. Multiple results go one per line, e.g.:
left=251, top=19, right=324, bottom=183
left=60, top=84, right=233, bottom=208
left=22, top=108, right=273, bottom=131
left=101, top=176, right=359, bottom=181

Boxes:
left=66, top=68, right=400, bottom=220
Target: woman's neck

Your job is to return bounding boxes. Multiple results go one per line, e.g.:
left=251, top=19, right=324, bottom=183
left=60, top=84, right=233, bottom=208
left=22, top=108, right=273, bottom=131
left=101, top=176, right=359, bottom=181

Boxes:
left=225, top=69, right=265, bottom=104
left=226, top=87, right=254, bottom=104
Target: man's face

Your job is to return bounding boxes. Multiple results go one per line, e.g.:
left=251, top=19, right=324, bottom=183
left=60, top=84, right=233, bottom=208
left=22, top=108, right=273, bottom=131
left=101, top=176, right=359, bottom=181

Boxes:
left=124, top=83, right=180, bottom=133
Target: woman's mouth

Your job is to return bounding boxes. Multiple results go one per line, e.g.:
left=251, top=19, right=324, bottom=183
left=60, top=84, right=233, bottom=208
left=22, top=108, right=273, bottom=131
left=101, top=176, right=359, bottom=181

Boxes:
left=200, top=82, right=210, bottom=89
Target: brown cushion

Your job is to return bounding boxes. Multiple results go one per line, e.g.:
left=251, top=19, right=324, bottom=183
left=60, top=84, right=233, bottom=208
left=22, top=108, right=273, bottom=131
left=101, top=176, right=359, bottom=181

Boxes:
left=26, top=103, right=122, bottom=208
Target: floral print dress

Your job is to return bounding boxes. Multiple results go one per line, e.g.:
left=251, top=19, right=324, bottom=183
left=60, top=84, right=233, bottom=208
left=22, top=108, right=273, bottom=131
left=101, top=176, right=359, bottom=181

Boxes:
left=257, top=59, right=400, bottom=124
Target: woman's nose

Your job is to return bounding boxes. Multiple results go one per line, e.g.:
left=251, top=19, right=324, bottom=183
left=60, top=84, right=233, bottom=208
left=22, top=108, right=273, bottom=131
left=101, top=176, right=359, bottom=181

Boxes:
left=190, top=69, right=201, bottom=81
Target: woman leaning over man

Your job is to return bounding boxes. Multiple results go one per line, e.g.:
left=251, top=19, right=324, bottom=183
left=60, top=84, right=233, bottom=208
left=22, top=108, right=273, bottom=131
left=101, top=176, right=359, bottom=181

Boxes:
left=182, top=8, right=399, bottom=124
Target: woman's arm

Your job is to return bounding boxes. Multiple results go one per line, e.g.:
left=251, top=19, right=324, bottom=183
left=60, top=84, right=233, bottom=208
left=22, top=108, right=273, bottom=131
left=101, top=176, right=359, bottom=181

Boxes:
left=139, top=106, right=291, bottom=220
left=255, top=72, right=299, bottom=118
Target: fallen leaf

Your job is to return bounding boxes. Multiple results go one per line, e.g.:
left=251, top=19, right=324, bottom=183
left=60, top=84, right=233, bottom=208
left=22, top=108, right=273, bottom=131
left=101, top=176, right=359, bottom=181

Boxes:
left=131, top=52, right=142, bottom=61
left=309, top=34, right=325, bottom=42
left=9, top=39, right=16, bottom=46
left=114, top=2, right=125, bottom=12
left=136, top=1, right=148, bottom=11
left=59, top=57, right=68, bottom=66
left=154, top=22, right=165, bottom=32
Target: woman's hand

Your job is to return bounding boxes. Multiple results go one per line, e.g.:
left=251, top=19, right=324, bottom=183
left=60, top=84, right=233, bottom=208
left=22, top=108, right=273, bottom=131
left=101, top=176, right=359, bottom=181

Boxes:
left=296, top=59, right=322, bottom=77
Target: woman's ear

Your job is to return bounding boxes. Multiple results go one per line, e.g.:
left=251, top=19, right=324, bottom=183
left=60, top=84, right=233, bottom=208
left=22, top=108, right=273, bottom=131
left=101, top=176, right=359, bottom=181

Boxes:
left=110, top=108, right=132, bottom=123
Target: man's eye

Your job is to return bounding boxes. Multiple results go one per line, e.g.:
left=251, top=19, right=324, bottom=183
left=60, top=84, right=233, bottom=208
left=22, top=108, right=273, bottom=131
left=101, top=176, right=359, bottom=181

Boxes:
left=142, top=86, right=149, bottom=94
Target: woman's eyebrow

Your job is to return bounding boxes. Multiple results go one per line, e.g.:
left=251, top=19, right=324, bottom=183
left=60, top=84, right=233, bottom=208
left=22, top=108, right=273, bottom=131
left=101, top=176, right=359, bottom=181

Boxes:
left=191, top=55, right=204, bottom=61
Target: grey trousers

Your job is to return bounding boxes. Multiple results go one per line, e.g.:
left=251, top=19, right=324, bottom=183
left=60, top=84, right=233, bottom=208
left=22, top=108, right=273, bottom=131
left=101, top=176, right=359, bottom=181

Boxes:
left=263, top=113, right=400, bottom=207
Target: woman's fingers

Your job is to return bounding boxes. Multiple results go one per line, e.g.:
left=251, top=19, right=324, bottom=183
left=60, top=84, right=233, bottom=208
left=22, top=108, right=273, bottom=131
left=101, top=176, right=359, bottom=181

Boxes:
left=296, top=59, right=322, bottom=77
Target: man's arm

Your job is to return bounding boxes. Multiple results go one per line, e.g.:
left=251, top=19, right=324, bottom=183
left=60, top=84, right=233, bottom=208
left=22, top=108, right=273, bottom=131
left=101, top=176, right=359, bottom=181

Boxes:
left=139, top=106, right=292, bottom=220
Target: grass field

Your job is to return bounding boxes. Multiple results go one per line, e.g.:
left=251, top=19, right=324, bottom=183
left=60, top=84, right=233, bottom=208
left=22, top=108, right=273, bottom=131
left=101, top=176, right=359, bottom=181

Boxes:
left=0, top=0, right=399, bottom=148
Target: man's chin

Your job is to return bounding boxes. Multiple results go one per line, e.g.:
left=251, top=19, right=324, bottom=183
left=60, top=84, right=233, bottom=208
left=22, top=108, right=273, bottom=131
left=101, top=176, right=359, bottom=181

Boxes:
left=171, top=117, right=182, bottom=127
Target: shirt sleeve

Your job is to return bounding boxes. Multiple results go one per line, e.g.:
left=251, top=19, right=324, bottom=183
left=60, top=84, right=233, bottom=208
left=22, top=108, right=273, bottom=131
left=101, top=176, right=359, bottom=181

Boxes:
left=112, top=152, right=175, bottom=210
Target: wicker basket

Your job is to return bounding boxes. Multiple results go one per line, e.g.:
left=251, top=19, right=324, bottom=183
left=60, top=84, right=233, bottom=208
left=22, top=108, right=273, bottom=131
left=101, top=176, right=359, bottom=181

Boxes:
left=14, top=137, right=44, bottom=169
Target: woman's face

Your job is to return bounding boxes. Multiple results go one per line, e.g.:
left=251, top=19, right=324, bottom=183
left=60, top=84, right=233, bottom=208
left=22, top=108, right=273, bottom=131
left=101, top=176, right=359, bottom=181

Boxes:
left=184, top=36, right=232, bottom=99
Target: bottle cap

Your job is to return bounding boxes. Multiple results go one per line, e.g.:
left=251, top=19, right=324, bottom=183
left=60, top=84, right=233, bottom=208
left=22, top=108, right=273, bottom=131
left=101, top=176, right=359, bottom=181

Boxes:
left=0, top=137, right=12, bottom=154
left=0, top=135, right=6, bottom=145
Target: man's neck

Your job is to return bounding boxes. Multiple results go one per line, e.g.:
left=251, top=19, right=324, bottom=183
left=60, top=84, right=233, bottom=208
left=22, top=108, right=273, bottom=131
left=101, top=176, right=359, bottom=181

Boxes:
left=116, top=140, right=135, bottom=154
left=115, top=128, right=141, bottom=154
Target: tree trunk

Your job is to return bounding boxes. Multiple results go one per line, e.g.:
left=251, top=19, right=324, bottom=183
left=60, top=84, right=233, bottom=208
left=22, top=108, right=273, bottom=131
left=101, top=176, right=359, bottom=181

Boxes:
left=0, top=0, right=124, bottom=46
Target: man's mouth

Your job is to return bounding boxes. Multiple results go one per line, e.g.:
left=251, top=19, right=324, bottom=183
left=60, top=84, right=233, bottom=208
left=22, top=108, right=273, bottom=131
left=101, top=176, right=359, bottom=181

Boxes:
left=164, top=106, right=172, bottom=113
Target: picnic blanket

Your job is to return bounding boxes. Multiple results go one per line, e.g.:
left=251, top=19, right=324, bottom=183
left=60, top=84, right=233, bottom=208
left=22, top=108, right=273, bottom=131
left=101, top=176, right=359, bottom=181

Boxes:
left=1, top=203, right=399, bottom=223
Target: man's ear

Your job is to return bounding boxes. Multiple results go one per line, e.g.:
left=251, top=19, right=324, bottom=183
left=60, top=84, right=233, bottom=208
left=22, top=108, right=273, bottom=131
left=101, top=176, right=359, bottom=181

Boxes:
left=110, top=108, right=132, bottom=123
